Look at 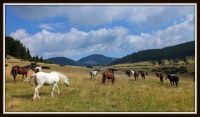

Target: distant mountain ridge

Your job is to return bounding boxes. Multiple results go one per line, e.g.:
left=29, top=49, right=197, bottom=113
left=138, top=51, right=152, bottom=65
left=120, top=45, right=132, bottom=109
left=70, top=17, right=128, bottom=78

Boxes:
left=46, top=54, right=117, bottom=66
left=78, top=54, right=117, bottom=66
left=46, top=57, right=80, bottom=66
left=112, top=41, right=195, bottom=64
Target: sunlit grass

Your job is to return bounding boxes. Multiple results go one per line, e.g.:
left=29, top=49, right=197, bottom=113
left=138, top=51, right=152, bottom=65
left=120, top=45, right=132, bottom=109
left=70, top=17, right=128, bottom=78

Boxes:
left=5, top=58, right=195, bottom=112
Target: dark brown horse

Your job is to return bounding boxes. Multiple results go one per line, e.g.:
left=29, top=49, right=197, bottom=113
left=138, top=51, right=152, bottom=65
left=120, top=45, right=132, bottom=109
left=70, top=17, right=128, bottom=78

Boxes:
left=11, top=64, right=34, bottom=83
left=102, top=68, right=117, bottom=84
left=156, top=72, right=164, bottom=84
left=165, top=74, right=179, bottom=87
left=139, top=71, right=145, bottom=79
left=134, top=71, right=139, bottom=80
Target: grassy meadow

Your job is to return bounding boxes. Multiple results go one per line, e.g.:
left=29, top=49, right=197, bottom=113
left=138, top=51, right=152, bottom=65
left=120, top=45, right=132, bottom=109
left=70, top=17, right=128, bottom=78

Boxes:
left=5, top=57, right=195, bottom=112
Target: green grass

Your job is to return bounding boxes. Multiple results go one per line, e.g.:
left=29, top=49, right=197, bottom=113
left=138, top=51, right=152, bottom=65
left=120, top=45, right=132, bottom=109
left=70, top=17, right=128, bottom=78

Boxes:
left=5, top=58, right=195, bottom=112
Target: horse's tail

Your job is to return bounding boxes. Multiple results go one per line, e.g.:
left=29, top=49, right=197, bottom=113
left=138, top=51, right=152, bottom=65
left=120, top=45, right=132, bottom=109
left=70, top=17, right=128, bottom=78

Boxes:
left=10, top=68, right=16, bottom=78
left=29, top=74, right=37, bottom=84
left=112, top=74, right=115, bottom=84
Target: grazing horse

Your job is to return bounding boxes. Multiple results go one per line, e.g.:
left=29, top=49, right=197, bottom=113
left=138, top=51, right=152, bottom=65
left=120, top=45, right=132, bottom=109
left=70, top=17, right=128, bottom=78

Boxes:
left=11, top=64, right=33, bottom=83
left=34, top=66, right=42, bottom=73
left=139, top=71, right=145, bottom=79
left=32, top=71, right=69, bottom=100
left=165, top=74, right=179, bottom=87
left=156, top=72, right=164, bottom=84
left=134, top=71, right=139, bottom=80
left=90, top=69, right=99, bottom=80
left=102, top=68, right=117, bottom=84
left=156, top=72, right=160, bottom=77
left=125, top=70, right=134, bottom=77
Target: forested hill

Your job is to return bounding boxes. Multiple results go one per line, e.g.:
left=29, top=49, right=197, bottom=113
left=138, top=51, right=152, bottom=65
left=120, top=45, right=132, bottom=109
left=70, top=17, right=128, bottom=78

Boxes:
left=112, top=41, right=195, bottom=64
left=5, top=36, right=44, bottom=62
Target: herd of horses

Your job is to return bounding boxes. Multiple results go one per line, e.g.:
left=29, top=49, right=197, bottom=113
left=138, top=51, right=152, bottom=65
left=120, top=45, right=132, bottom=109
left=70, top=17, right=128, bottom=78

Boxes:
left=10, top=63, right=180, bottom=100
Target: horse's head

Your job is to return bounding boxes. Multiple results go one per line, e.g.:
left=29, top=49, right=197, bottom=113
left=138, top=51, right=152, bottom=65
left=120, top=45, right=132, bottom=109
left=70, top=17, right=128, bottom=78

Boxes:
left=63, top=75, right=69, bottom=87
left=30, top=63, right=38, bottom=71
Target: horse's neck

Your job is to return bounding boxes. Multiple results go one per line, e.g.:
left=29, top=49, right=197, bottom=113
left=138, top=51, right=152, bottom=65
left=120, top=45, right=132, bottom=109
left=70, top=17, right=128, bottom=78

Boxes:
left=24, top=65, right=30, bottom=69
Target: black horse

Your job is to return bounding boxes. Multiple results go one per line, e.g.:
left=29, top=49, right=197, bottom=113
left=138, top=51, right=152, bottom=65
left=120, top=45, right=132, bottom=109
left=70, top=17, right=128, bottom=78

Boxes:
left=165, top=74, right=179, bottom=87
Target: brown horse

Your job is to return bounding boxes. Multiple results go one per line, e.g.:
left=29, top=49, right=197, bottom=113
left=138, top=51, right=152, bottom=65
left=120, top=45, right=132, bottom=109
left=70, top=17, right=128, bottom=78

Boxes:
left=11, top=64, right=34, bottom=83
left=156, top=72, right=164, bottom=84
left=134, top=71, right=139, bottom=80
left=102, top=68, right=117, bottom=84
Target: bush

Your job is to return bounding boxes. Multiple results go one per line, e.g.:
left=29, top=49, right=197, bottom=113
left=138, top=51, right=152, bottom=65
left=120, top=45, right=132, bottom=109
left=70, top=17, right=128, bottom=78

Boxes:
left=42, top=66, right=51, bottom=69
left=5, top=64, right=8, bottom=67
left=151, top=69, right=157, bottom=72
left=159, top=66, right=188, bottom=74
left=87, top=66, right=93, bottom=68
left=59, top=64, right=65, bottom=66
left=179, top=66, right=188, bottom=73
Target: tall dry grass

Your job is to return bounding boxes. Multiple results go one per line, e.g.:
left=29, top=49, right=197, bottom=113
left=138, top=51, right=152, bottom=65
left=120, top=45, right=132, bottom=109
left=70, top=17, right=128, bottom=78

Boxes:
left=5, top=58, right=195, bottom=112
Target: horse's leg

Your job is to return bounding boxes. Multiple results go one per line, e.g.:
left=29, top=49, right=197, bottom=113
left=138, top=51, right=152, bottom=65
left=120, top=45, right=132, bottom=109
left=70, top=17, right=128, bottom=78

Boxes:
left=55, top=84, right=60, bottom=95
left=170, top=81, right=173, bottom=86
left=29, top=76, right=32, bottom=84
left=13, top=75, right=16, bottom=83
left=176, top=82, right=178, bottom=88
left=51, top=84, right=56, bottom=97
left=33, top=85, right=41, bottom=100
left=22, top=74, right=24, bottom=82
left=102, top=77, right=106, bottom=84
left=111, top=77, right=115, bottom=84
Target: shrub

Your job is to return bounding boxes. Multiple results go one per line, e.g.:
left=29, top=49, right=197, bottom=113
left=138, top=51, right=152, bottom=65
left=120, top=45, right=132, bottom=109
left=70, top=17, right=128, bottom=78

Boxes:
left=42, top=66, right=51, bottom=69
left=179, top=66, right=188, bottom=73
left=59, top=64, right=65, bottom=66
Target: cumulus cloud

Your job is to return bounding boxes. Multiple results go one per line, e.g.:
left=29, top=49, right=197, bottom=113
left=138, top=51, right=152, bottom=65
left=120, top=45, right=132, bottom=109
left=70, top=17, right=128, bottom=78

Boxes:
left=9, top=14, right=194, bottom=60
left=11, top=5, right=194, bottom=27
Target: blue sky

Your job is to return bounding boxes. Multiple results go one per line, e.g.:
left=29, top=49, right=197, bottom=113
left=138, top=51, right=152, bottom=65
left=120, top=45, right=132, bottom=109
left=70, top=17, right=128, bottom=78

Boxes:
left=5, top=5, right=195, bottom=60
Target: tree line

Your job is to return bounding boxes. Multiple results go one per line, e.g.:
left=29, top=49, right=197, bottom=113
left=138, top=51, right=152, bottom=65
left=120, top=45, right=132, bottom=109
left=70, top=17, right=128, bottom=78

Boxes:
left=5, top=36, right=48, bottom=63
left=112, top=41, right=195, bottom=65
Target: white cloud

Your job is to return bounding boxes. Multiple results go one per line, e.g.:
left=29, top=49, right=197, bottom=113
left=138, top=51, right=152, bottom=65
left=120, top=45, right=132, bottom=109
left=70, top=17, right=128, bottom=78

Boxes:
left=11, top=5, right=194, bottom=26
left=9, top=15, right=194, bottom=60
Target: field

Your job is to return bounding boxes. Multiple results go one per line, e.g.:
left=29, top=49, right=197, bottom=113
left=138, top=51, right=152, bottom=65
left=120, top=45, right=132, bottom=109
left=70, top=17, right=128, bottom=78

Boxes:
left=5, top=57, right=195, bottom=112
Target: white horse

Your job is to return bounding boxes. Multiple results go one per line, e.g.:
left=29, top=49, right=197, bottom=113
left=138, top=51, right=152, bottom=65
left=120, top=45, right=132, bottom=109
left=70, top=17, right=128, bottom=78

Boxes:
left=34, top=66, right=42, bottom=73
left=32, top=71, right=69, bottom=100
left=90, top=70, right=98, bottom=80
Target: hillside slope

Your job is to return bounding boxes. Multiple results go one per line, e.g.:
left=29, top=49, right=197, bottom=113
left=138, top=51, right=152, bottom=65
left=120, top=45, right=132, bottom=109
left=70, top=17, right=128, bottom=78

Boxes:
left=112, top=41, right=195, bottom=64
left=46, top=57, right=80, bottom=66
